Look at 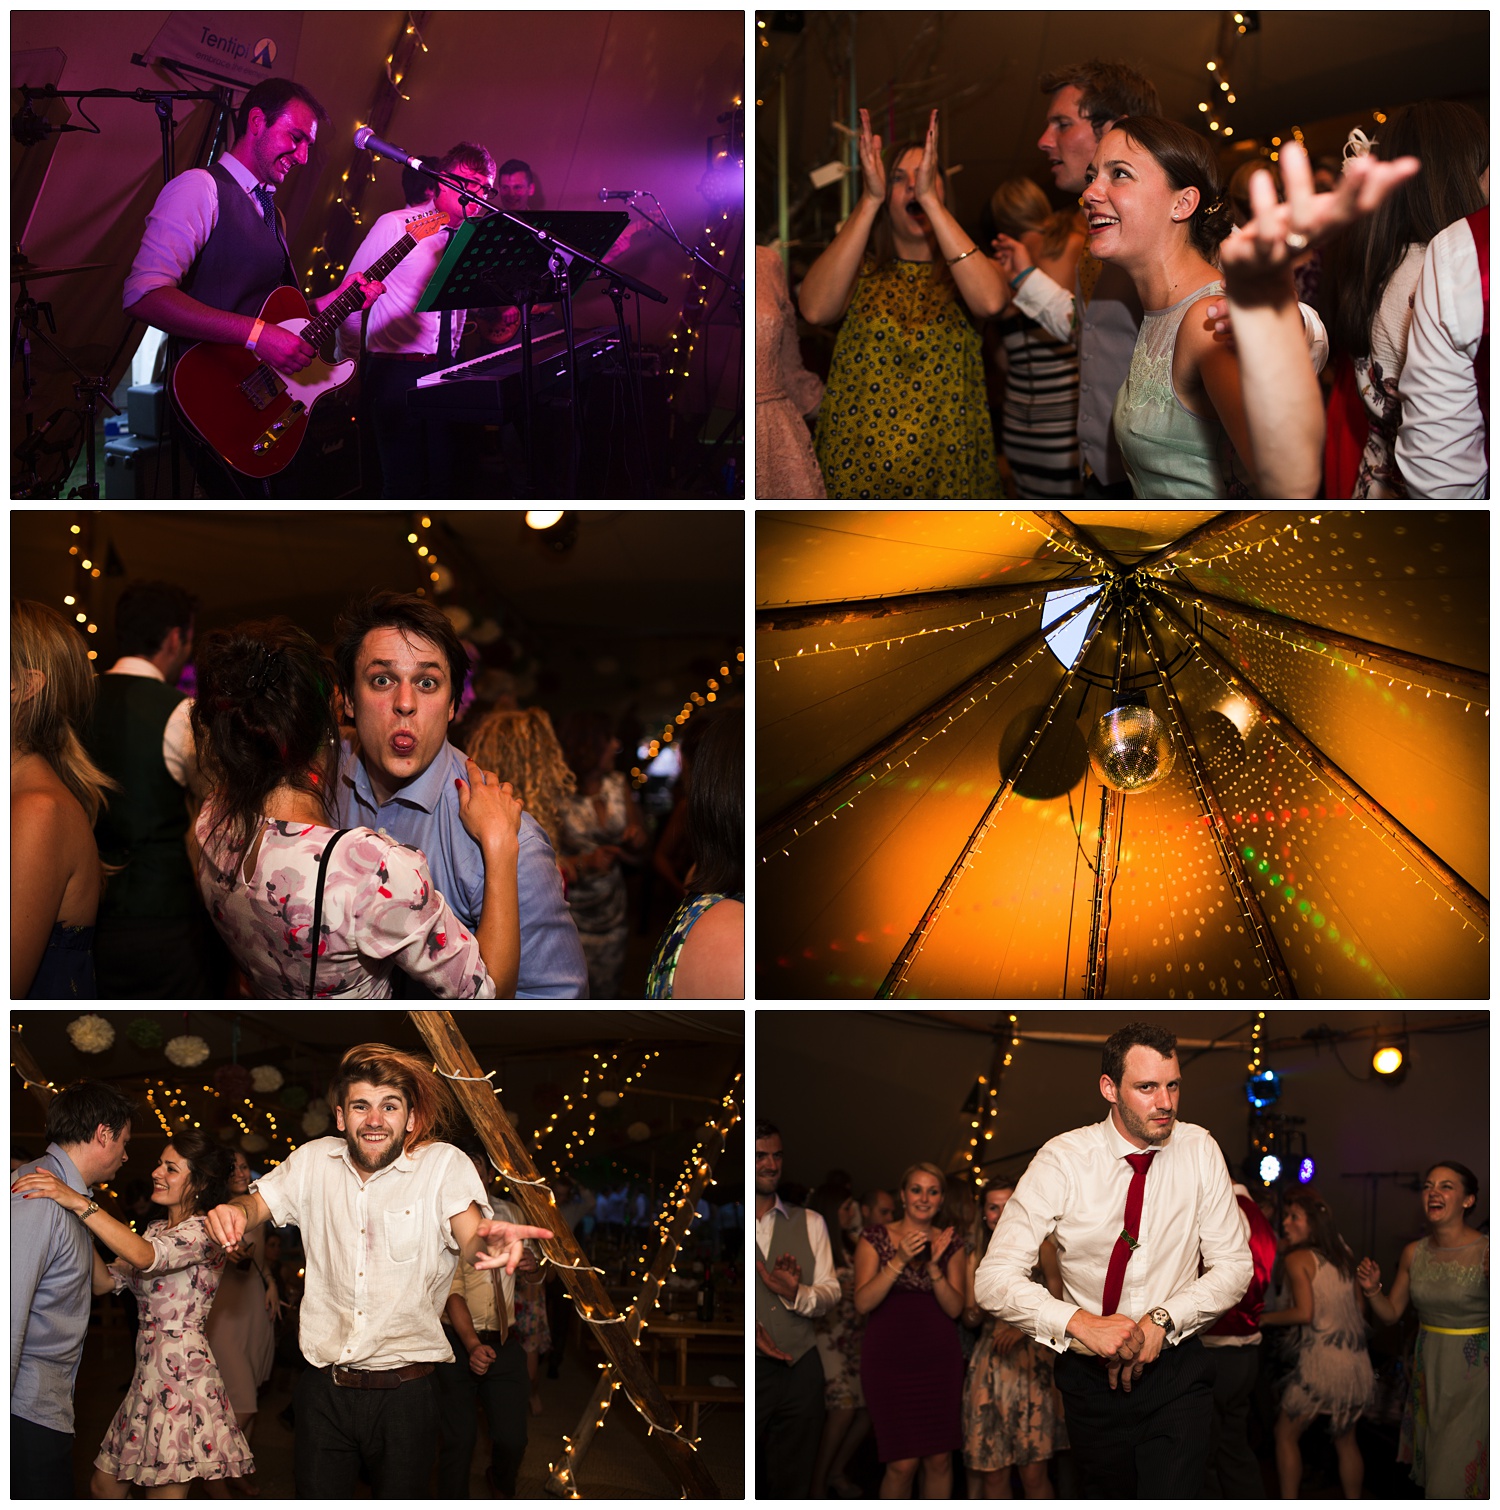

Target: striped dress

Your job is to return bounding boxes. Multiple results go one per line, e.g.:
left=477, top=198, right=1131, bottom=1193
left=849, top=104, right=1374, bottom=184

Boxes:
left=996, top=306, right=1082, bottom=497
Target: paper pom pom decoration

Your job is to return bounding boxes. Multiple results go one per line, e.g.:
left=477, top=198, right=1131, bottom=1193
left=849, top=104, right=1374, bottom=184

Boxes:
left=165, top=1034, right=211, bottom=1068
left=251, top=1065, right=284, bottom=1094
left=240, top=1132, right=269, bottom=1153
left=215, top=1063, right=253, bottom=1101
left=126, top=1018, right=165, bottom=1050
left=279, top=1085, right=309, bottom=1110
left=301, top=1104, right=331, bottom=1136
left=67, top=1015, right=115, bottom=1053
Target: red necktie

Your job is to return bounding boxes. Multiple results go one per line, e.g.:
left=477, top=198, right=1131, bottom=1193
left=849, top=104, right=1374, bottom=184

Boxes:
left=1100, top=1149, right=1156, bottom=1317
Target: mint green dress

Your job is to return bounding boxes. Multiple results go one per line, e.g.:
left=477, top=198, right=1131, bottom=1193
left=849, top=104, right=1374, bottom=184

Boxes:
left=1112, top=280, right=1250, bottom=499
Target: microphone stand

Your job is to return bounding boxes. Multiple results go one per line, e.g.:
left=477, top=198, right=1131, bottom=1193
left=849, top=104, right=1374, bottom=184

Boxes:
left=397, top=156, right=666, bottom=496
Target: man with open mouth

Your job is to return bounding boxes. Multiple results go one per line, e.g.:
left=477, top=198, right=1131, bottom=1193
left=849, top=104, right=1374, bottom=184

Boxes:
left=332, top=587, right=587, bottom=998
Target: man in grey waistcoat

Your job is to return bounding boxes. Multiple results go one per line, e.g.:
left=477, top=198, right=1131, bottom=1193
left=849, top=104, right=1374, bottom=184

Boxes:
left=755, top=1119, right=840, bottom=1499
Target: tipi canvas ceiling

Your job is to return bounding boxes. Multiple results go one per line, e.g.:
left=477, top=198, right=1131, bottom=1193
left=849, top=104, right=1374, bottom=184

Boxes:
left=756, top=510, right=1488, bottom=1000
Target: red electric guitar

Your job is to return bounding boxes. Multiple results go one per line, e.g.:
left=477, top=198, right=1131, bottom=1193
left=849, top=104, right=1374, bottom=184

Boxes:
left=173, top=208, right=445, bottom=478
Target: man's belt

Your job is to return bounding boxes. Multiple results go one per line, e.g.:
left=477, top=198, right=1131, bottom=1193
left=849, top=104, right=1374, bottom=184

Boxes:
left=325, top=1361, right=434, bottom=1389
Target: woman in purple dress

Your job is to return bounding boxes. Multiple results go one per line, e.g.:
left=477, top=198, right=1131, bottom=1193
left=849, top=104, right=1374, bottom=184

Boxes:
left=854, top=1161, right=966, bottom=1497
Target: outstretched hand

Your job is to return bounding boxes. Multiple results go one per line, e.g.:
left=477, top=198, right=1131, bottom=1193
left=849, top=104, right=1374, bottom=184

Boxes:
left=472, top=1219, right=554, bottom=1273
left=991, top=231, right=1032, bottom=278
left=857, top=109, right=887, bottom=204
left=1211, top=140, right=1421, bottom=317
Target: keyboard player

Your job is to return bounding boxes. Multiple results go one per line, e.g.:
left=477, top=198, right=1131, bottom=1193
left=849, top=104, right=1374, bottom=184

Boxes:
left=335, top=141, right=495, bottom=498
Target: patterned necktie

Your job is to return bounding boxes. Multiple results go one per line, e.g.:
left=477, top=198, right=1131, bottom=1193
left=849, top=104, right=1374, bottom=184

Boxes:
left=1099, top=1149, right=1156, bottom=1317
left=251, top=185, right=276, bottom=232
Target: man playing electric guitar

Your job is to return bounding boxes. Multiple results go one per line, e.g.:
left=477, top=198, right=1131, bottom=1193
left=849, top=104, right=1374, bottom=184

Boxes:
left=123, top=78, right=383, bottom=498
left=333, top=141, right=499, bottom=499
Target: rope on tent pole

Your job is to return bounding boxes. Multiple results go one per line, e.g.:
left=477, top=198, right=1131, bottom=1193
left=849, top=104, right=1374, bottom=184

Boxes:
left=875, top=582, right=1118, bottom=999
left=1148, top=587, right=1489, bottom=934
left=1140, top=603, right=1296, bottom=998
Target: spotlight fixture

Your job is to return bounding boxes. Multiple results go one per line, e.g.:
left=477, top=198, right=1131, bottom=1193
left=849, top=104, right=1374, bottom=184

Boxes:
left=1372, top=1034, right=1408, bottom=1082
left=1244, top=1068, right=1281, bottom=1109
left=1259, top=1153, right=1282, bottom=1185
left=525, top=510, right=577, bottom=553
left=1297, top=1156, right=1316, bottom=1184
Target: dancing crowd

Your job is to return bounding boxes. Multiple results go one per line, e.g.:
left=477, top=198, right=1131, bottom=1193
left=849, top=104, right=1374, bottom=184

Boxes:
left=756, top=1023, right=1488, bottom=1499
left=12, top=581, right=744, bottom=1001
left=757, top=55, right=1487, bottom=500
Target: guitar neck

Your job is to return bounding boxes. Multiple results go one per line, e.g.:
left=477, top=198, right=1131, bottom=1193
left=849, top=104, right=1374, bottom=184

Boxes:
left=299, top=232, right=418, bottom=345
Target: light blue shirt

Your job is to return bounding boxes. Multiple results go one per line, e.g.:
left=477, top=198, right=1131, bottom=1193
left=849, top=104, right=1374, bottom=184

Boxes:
left=335, top=738, right=588, bottom=999
left=10, top=1144, right=94, bottom=1433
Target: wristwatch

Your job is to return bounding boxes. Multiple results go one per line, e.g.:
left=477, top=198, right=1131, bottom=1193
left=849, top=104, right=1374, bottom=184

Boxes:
left=79, top=1199, right=100, bottom=1220
left=1148, top=1306, right=1174, bottom=1335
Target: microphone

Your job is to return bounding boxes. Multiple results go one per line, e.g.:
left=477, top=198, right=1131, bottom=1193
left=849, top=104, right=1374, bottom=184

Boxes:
left=598, top=188, right=642, bottom=202
left=354, top=126, right=422, bottom=169
left=17, top=409, right=66, bottom=457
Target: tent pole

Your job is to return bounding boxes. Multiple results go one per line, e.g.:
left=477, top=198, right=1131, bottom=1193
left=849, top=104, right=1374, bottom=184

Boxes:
left=1148, top=590, right=1489, bottom=930
left=757, top=576, right=1091, bottom=634
left=759, top=591, right=1100, bottom=855
left=1132, top=511, right=1265, bottom=575
left=875, top=596, right=1113, bottom=998
left=1033, top=510, right=1134, bottom=577
left=1140, top=606, right=1298, bottom=997
left=407, top=1011, right=721, bottom=1499
left=1083, top=785, right=1124, bottom=998
left=1154, top=580, right=1489, bottom=694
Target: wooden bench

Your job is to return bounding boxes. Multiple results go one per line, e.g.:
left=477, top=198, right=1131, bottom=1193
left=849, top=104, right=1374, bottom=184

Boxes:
left=658, top=1381, right=745, bottom=1437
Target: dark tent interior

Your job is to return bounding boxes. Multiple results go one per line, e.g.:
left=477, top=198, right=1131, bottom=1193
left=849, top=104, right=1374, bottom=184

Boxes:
left=756, top=508, right=1488, bottom=1000
left=757, top=1005, right=1487, bottom=1497
left=12, top=11, right=744, bottom=500
left=12, top=506, right=746, bottom=999
left=12, top=1006, right=745, bottom=1498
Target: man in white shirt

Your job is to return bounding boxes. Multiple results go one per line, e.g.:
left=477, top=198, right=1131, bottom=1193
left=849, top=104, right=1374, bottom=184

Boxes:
left=975, top=1023, right=1251, bottom=1497
left=755, top=1120, right=841, bottom=1499
left=204, top=1044, right=551, bottom=1498
left=1397, top=202, right=1489, bottom=499
left=335, top=141, right=496, bottom=498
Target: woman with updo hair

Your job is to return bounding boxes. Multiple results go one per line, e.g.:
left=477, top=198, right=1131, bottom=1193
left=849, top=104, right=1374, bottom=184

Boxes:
left=1358, top=1161, right=1488, bottom=1498
left=191, top=618, right=523, bottom=997
left=853, top=1160, right=966, bottom=1498
left=10, top=599, right=117, bottom=996
left=1082, top=115, right=1266, bottom=497
left=14, top=1129, right=251, bottom=1495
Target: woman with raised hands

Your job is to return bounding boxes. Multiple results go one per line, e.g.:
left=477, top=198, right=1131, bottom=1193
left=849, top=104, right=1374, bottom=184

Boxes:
left=800, top=107, right=1005, bottom=499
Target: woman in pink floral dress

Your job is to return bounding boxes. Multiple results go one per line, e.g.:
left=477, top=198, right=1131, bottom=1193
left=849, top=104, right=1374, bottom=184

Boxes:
left=13, top=1130, right=251, bottom=1497
left=191, top=620, right=523, bottom=999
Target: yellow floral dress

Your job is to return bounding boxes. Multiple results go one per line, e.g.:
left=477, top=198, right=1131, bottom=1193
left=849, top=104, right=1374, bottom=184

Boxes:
left=815, top=258, right=999, bottom=499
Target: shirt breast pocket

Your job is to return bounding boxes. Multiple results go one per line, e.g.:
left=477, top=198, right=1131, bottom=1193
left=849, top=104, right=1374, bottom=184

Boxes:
left=384, top=1207, right=419, bottom=1265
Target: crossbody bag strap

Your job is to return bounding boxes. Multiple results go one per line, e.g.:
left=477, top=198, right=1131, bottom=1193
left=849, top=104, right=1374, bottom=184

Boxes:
left=307, top=829, right=350, bottom=997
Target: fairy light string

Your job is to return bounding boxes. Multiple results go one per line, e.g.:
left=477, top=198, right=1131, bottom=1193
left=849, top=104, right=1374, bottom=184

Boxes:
left=762, top=589, right=1104, bottom=865
left=1154, top=607, right=1487, bottom=943
left=964, top=1016, right=1018, bottom=1188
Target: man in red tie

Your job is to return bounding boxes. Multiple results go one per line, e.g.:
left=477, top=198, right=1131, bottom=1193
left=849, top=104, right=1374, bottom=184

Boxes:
left=974, top=1023, right=1251, bottom=1496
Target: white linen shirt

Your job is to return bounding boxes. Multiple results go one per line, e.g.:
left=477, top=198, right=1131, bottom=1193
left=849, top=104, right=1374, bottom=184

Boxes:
left=754, top=1195, right=841, bottom=1318
left=104, top=656, right=202, bottom=797
left=333, top=208, right=459, bottom=361
left=253, top=1136, right=490, bottom=1370
left=123, top=152, right=285, bottom=310
left=1397, top=213, right=1489, bottom=500
left=974, top=1114, right=1251, bottom=1355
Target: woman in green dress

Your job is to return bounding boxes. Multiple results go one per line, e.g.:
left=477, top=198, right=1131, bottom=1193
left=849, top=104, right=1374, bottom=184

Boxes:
left=800, top=108, right=1005, bottom=499
left=1358, top=1161, right=1488, bottom=1498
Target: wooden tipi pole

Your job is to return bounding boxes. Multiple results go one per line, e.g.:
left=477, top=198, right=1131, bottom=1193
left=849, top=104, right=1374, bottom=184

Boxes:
left=756, top=577, right=1087, bottom=635
left=10, top=1027, right=59, bottom=1114
left=408, top=1011, right=721, bottom=1499
left=1132, top=511, right=1265, bottom=575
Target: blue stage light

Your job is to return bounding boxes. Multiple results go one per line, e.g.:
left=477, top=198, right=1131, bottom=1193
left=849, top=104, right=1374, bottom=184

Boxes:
left=1245, top=1069, right=1281, bottom=1109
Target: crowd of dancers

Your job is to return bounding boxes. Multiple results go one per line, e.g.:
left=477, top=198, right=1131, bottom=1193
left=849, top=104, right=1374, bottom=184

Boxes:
left=757, top=1024, right=1488, bottom=1500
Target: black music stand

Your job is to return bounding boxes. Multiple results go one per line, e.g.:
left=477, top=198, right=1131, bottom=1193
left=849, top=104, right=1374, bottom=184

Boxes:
left=417, top=210, right=629, bottom=496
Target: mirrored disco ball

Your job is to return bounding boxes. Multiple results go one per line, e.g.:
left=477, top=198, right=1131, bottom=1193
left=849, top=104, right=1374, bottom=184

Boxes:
left=1088, top=704, right=1175, bottom=793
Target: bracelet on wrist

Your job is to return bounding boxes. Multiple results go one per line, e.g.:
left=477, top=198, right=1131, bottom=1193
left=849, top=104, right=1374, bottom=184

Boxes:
left=1010, top=266, right=1037, bottom=290
left=245, top=318, right=265, bottom=353
left=947, top=246, right=979, bottom=266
